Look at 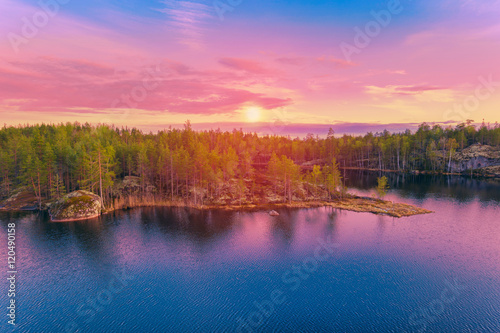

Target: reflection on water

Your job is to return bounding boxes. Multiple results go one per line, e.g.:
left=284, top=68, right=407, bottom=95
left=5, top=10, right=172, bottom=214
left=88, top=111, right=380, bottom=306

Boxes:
left=344, top=169, right=500, bottom=202
left=0, top=174, right=500, bottom=332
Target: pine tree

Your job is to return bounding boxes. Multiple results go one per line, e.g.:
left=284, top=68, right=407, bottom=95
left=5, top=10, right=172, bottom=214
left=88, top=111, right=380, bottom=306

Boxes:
left=376, top=176, right=389, bottom=198
left=50, top=173, right=66, bottom=200
left=0, top=150, right=12, bottom=198
left=323, top=157, right=342, bottom=200
left=267, top=152, right=280, bottom=194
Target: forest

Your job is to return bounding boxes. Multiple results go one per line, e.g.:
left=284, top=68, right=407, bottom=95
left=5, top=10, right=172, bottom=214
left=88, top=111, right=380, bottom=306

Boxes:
left=0, top=120, right=499, bottom=208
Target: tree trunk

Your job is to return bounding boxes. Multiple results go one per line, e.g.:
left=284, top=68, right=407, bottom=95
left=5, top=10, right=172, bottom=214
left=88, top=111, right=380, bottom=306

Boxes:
left=98, top=151, right=105, bottom=209
left=170, top=155, right=174, bottom=201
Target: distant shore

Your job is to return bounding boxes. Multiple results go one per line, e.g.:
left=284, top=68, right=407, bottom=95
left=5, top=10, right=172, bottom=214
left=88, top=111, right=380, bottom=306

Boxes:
left=341, top=166, right=461, bottom=175
left=340, top=166, right=500, bottom=178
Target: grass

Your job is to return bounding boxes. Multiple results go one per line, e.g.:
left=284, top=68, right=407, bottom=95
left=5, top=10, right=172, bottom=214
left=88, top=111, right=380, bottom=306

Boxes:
left=106, top=194, right=432, bottom=218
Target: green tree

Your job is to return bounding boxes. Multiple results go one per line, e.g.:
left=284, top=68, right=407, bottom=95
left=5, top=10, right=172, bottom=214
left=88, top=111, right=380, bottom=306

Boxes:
left=324, top=157, right=342, bottom=200
left=376, top=176, right=389, bottom=198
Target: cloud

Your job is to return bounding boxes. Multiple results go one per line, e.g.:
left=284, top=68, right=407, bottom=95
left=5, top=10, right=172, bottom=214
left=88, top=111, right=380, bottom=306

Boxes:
left=316, top=56, right=357, bottom=68
left=219, top=58, right=276, bottom=75
left=10, top=57, right=115, bottom=79
left=275, top=57, right=307, bottom=66
left=456, top=0, right=500, bottom=12
left=156, top=0, right=213, bottom=48
left=0, top=57, right=292, bottom=115
left=395, top=85, right=444, bottom=93
left=366, top=84, right=448, bottom=96
left=274, top=55, right=357, bottom=69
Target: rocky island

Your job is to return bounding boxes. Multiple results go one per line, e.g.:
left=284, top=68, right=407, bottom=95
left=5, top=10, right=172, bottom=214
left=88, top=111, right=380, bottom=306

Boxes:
left=1, top=177, right=432, bottom=221
left=4, top=122, right=499, bottom=221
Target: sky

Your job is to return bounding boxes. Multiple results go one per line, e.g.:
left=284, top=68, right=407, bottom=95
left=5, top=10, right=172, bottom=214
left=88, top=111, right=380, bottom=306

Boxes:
left=1, top=0, right=500, bottom=136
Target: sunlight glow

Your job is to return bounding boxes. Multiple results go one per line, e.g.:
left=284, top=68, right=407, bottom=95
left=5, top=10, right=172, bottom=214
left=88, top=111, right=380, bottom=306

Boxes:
left=246, top=107, right=261, bottom=122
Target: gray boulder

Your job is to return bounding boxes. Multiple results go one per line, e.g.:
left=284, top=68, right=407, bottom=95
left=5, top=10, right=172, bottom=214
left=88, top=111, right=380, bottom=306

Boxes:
left=49, top=190, right=102, bottom=221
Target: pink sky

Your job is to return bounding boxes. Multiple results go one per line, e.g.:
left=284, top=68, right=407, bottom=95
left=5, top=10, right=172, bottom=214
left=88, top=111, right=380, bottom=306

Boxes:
left=1, top=0, right=499, bottom=135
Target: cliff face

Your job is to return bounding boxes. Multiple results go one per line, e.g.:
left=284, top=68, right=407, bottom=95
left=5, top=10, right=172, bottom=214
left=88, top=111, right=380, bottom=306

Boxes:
left=450, top=144, right=500, bottom=174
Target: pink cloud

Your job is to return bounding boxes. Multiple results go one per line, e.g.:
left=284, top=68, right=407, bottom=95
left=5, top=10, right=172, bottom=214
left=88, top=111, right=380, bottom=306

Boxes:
left=0, top=57, right=292, bottom=115
left=395, top=85, right=445, bottom=94
left=316, top=56, right=357, bottom=69
left=219, top=58, right=276, bottom=75
left=275, top=57, right=307, bottom=66
left=365, top=84, right=451, bottom=99
left=1, top=0, right=499, bottom=126
left=155, top=0, right=213, bottom=49
left=274, top=55, right=357, bottom=69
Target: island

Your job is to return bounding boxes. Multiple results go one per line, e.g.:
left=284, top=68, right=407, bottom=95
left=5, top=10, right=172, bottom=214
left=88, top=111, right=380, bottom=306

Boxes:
left=5, top=121, right=499, bottom=221
left=0, top=185, right=432, bottom=221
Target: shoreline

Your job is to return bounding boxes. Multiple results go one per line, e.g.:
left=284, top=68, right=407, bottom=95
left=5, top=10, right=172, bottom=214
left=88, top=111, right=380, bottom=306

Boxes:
left=2, top=195, right=433, bottom=221
left=49, top=214, right=101, bottom=223
left=340, top=166, right=500, bottom=178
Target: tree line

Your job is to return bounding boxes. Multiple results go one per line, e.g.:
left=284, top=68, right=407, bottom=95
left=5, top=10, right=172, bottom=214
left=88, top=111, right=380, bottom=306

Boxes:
left=0, top=120, right=498, bottom=207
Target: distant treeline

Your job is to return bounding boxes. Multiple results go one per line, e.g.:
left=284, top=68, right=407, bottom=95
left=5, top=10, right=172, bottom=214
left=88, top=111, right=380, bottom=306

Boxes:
left=0, top=120, right=499, bottom=206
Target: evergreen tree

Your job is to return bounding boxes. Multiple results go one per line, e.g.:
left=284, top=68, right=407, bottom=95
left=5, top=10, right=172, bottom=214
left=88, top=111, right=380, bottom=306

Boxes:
left=376, top=176, right=389, bottom=199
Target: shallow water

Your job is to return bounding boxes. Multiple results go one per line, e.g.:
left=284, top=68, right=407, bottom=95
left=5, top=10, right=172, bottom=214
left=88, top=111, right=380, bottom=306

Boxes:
left=1, top=173, right=500, bottom=332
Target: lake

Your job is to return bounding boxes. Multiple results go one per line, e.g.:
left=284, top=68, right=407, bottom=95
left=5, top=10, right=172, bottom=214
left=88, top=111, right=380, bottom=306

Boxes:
left=1, top=172, right=500, bottom=332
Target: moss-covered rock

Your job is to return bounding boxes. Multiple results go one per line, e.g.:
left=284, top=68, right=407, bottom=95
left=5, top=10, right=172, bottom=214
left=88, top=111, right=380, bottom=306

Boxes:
left=0, top=187, right=39, bottom=211
left=49, top=190, right=102, bottom=221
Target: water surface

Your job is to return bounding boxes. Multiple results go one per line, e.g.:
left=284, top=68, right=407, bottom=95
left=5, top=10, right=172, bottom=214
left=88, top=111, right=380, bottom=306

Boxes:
left=1, top=173, right=500, bottom=332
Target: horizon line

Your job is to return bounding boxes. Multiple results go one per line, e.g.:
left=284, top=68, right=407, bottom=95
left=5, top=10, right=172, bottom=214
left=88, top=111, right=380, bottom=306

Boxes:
left=3, top=120, right=494, bottom=138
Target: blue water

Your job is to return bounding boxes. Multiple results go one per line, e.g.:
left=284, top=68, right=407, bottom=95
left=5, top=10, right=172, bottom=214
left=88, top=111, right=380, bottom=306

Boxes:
left=1, top=173, right=500, bottom=332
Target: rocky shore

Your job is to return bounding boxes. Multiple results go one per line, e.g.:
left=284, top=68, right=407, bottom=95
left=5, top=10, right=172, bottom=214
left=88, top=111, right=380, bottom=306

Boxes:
left=195, top=196, right=433, bottom=218
left=341, top=144, right=500, bottom=178
left=0, top=176, right=435, bottom=221
left=0, top=188, right=39, bottom=211
left=1, top=191, right=432, bottom=221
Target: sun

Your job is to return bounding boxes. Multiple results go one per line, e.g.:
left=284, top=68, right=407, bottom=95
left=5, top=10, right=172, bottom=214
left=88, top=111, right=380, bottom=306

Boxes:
left=245, top=107, right=262, bottom=122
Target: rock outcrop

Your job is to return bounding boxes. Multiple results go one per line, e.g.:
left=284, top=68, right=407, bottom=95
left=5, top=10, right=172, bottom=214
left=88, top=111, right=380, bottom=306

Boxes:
left=472, top=165, right=500, bottom=178
left=0, top=188, right=39, bottom=211
left=113, top=176, right=156, bottom=195
left=49, top=190, right=102, bottom=221
left=450, top=144, right=500, bottom=174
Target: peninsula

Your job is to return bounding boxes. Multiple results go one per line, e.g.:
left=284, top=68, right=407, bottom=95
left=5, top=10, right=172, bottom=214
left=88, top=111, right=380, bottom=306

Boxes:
left=5, top=121, right=498, bottom=220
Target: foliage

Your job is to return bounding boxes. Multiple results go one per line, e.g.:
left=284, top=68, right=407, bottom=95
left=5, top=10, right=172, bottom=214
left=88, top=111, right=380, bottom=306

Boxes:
left=0, top=121, right=499, bottom=205
left=376, top=176, right=389, bottom=198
